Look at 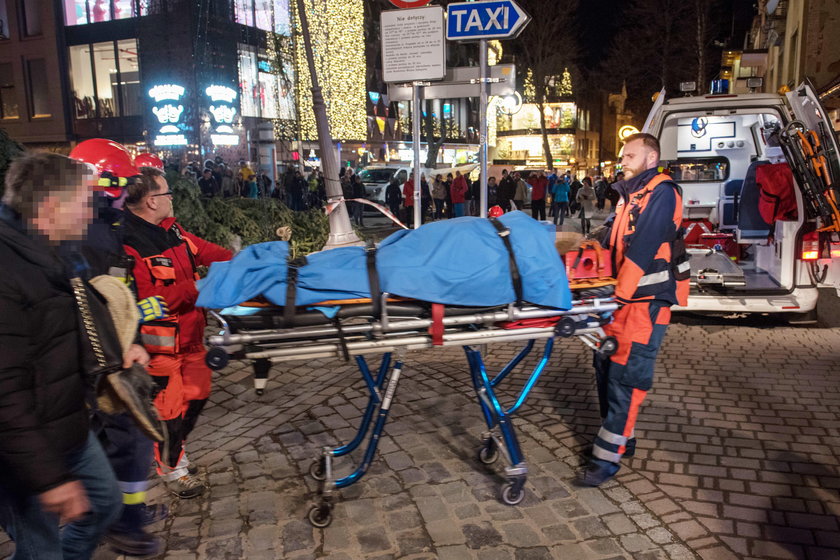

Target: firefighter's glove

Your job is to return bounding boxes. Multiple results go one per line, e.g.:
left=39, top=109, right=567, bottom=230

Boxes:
left=138, top=296, right=169, bottom=323
left=96, top=364, right=165, bottom=442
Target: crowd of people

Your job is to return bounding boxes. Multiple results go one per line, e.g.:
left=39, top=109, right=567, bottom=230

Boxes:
left=180, top=157, right=328, bottom=212
left=380, top=167, right=625, bottom=232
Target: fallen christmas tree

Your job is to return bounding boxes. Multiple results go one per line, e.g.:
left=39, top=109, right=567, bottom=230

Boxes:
left=168, top=171, right=329, bottom=257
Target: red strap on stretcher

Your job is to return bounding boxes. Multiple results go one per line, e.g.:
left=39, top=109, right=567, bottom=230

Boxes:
left=497, top=316, right=560, bottom=329
left=429, top=303, right=445, bottom=346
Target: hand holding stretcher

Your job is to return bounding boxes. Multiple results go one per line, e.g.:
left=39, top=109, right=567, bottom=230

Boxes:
left=198, top=213, right=619, bottom=527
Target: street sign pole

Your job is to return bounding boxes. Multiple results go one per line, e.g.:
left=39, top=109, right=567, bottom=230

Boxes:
left=479, top=39, right=489, bottom=219
left=412, top=84, right=423, bottom=229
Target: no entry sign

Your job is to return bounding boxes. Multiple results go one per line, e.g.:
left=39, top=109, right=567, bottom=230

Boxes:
left=389, top=0, right=432, bottom=7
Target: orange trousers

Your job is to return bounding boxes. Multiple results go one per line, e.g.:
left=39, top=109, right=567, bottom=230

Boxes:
left=147, top=351, right=212, bottom=422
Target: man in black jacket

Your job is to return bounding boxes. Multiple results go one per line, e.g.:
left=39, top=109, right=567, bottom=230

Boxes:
left=0, top=152, right=123, bottom=559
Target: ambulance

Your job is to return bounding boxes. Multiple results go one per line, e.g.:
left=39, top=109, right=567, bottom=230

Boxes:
left=642, top=80, right=840, bottom=321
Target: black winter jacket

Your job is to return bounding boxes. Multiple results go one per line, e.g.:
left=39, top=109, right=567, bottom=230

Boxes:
left=0, top=206, right=89, bottom=495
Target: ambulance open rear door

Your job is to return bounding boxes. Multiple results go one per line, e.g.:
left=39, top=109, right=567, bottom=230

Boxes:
left=784, top=80, right=840, bottom=294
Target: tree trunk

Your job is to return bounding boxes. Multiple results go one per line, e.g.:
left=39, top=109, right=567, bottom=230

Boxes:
left=423, top=99, right=445, bottom=169
left=536, top=96, right=553, bottom=169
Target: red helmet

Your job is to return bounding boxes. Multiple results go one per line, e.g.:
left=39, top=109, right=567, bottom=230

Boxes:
left=488, top=205, right=504, bottom=218
left=69, top=138, right=140, bottom=197
left=134, top=152, right=164, bottom=171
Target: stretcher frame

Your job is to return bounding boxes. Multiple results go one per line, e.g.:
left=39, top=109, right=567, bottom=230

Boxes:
left=205, top=292, right=618, bottom=528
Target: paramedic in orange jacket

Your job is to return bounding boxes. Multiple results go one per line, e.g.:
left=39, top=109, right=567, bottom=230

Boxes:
left=579, top=133, right=688, bottom=487
left=121, top=168, right=232, bottom=498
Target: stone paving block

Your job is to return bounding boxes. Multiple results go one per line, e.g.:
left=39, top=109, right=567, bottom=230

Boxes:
left=462, top=521, right=504, bottom=549
left=437, top=544, right=473, bottom=560
left=425, top=519, right=466, bottom=546
left=499, top=522, right=541, bottom=547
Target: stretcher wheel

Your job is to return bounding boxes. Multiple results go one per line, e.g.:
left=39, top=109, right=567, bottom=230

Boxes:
left=599, top=336, right=618, bottom=357
left=555, top=317, right=576, bottom=338
left=309, top=460, right=326, bottom=481
left=206, top=347, right=229, bottom=370
left=308, top=504, right=332, bottom=528
left=500, top=483, right=525, bottom=506
left=477, top=445, right=499, bottom=465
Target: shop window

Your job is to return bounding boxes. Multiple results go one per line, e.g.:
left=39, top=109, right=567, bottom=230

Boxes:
left=116, top=39, right=140, bottom=115
left=69, top=40, right=136, bottom=118
left=237, top=0, right=289, bottom=33
left=0, top=0, right=10, bottom=39
left=22, top=0, right=43, bottom=36
left=0, top=62, right=19, bottom=119
left=27, top=59, right=50, bottom=117
left=69, top=44, right=95, bottom=118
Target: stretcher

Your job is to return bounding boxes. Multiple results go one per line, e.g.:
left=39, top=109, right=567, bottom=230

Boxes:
left=204, top=284, right=619, bottom=528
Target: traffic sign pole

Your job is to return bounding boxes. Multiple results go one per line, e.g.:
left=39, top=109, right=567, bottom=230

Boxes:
left=479, top=39, right=489, bottom=219
left=413, top=84, right=422, bottom=229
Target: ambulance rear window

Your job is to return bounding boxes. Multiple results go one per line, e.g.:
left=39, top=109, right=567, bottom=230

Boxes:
left=666, top=157, right=730, bottom=183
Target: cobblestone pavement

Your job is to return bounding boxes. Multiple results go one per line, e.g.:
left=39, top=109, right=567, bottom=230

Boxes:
left=2, top=306, right=840, bottom=560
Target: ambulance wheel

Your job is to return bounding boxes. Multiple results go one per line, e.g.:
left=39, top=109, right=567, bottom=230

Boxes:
left=205, top=347, right=229, bottom=370
left=599, top=337, right=618, bottom=357
left=309, top=460, right=326, bottom=481
left=500, top=483, right=525, bottom=506
left=478, top=445, right=499, bottom=465
left=556, top=317, right=577, bottom=338
left=308, top=504, right=332, bottom=528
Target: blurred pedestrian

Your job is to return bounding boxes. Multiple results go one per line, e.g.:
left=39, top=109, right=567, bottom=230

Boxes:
left=577, top=177, right=596, bottom=235
left=352, top=175, right=366, bottom=227
left=432, top=174, right=446, bottom=220
left=450, top=170, right=468, bottom=218
left=513, top=172, right=527, bottom=211
left=529, top=171, right=548, bottom=221
left=550, top=176, right=570, bottom=225
left=0, top=152, right=123, bottom=558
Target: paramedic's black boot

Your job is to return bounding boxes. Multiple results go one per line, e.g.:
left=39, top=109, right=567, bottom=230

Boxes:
left=576, top=459, right=620, bottom=487
left=104, top=529, right=162, bottom=557
left=142, top=503, right=169, bottom=526
left=623, top=437, right=636, bottom=458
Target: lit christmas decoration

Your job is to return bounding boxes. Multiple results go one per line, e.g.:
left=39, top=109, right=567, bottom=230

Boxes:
left=290, top=0, right=367, bottom=141
left=559, top=67, right=573, bottom=96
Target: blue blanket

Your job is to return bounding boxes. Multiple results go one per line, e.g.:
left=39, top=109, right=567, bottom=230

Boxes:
left=196, top=211, right=572, bottom=310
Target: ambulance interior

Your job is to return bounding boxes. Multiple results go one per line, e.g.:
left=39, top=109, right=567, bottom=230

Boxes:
left=657, top=111, right=801, bottom=293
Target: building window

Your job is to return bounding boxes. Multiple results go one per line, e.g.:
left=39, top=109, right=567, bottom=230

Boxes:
left=235, top=0, right=290, bottom=33
left=238, top=44, right=294, bottom=119
left=63, top=0, right=145, bottom=26
left=27, top=59, right=51, bottom=117
left=0, top=0, right=10, bottom=39
left=0, top=62, right=19, bottom=119
left=69, top=39, right=139, bottom=118
left=116, top=39, right=140, bottom=115
left=22, top=0, right=43, bottom=36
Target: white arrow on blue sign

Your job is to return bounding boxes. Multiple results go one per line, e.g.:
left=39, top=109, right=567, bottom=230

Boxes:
left=446, top=0, right=530, bottom=40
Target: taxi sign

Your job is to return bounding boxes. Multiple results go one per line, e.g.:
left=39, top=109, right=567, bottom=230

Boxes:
left=446, top=0, right=530, bottom=40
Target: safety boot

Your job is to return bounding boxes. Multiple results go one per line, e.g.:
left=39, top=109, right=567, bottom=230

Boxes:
left=166, top=473, right=206, bottom=499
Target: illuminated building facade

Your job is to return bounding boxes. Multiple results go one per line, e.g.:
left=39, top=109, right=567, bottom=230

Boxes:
left=0, top=0, right=295, bottom=167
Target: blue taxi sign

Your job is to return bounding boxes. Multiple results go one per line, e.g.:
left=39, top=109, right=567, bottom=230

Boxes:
left=446, top=0, right=530, bottom=40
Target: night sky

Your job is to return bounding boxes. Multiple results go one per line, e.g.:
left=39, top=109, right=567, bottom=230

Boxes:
left=575, top=0, right=757, bottom=73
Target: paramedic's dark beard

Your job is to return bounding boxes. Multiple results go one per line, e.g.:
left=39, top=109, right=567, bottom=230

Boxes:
left=621, top=162, right=644, bottom=180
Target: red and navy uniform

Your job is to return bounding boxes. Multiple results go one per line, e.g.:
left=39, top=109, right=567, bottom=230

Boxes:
left=122, top=210, right=231, bottom=472
left=592, top=167, right=686, bottom=472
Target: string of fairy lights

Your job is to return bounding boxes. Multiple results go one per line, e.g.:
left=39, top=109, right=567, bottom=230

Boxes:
left=289, top=0, right=367, bottom=141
